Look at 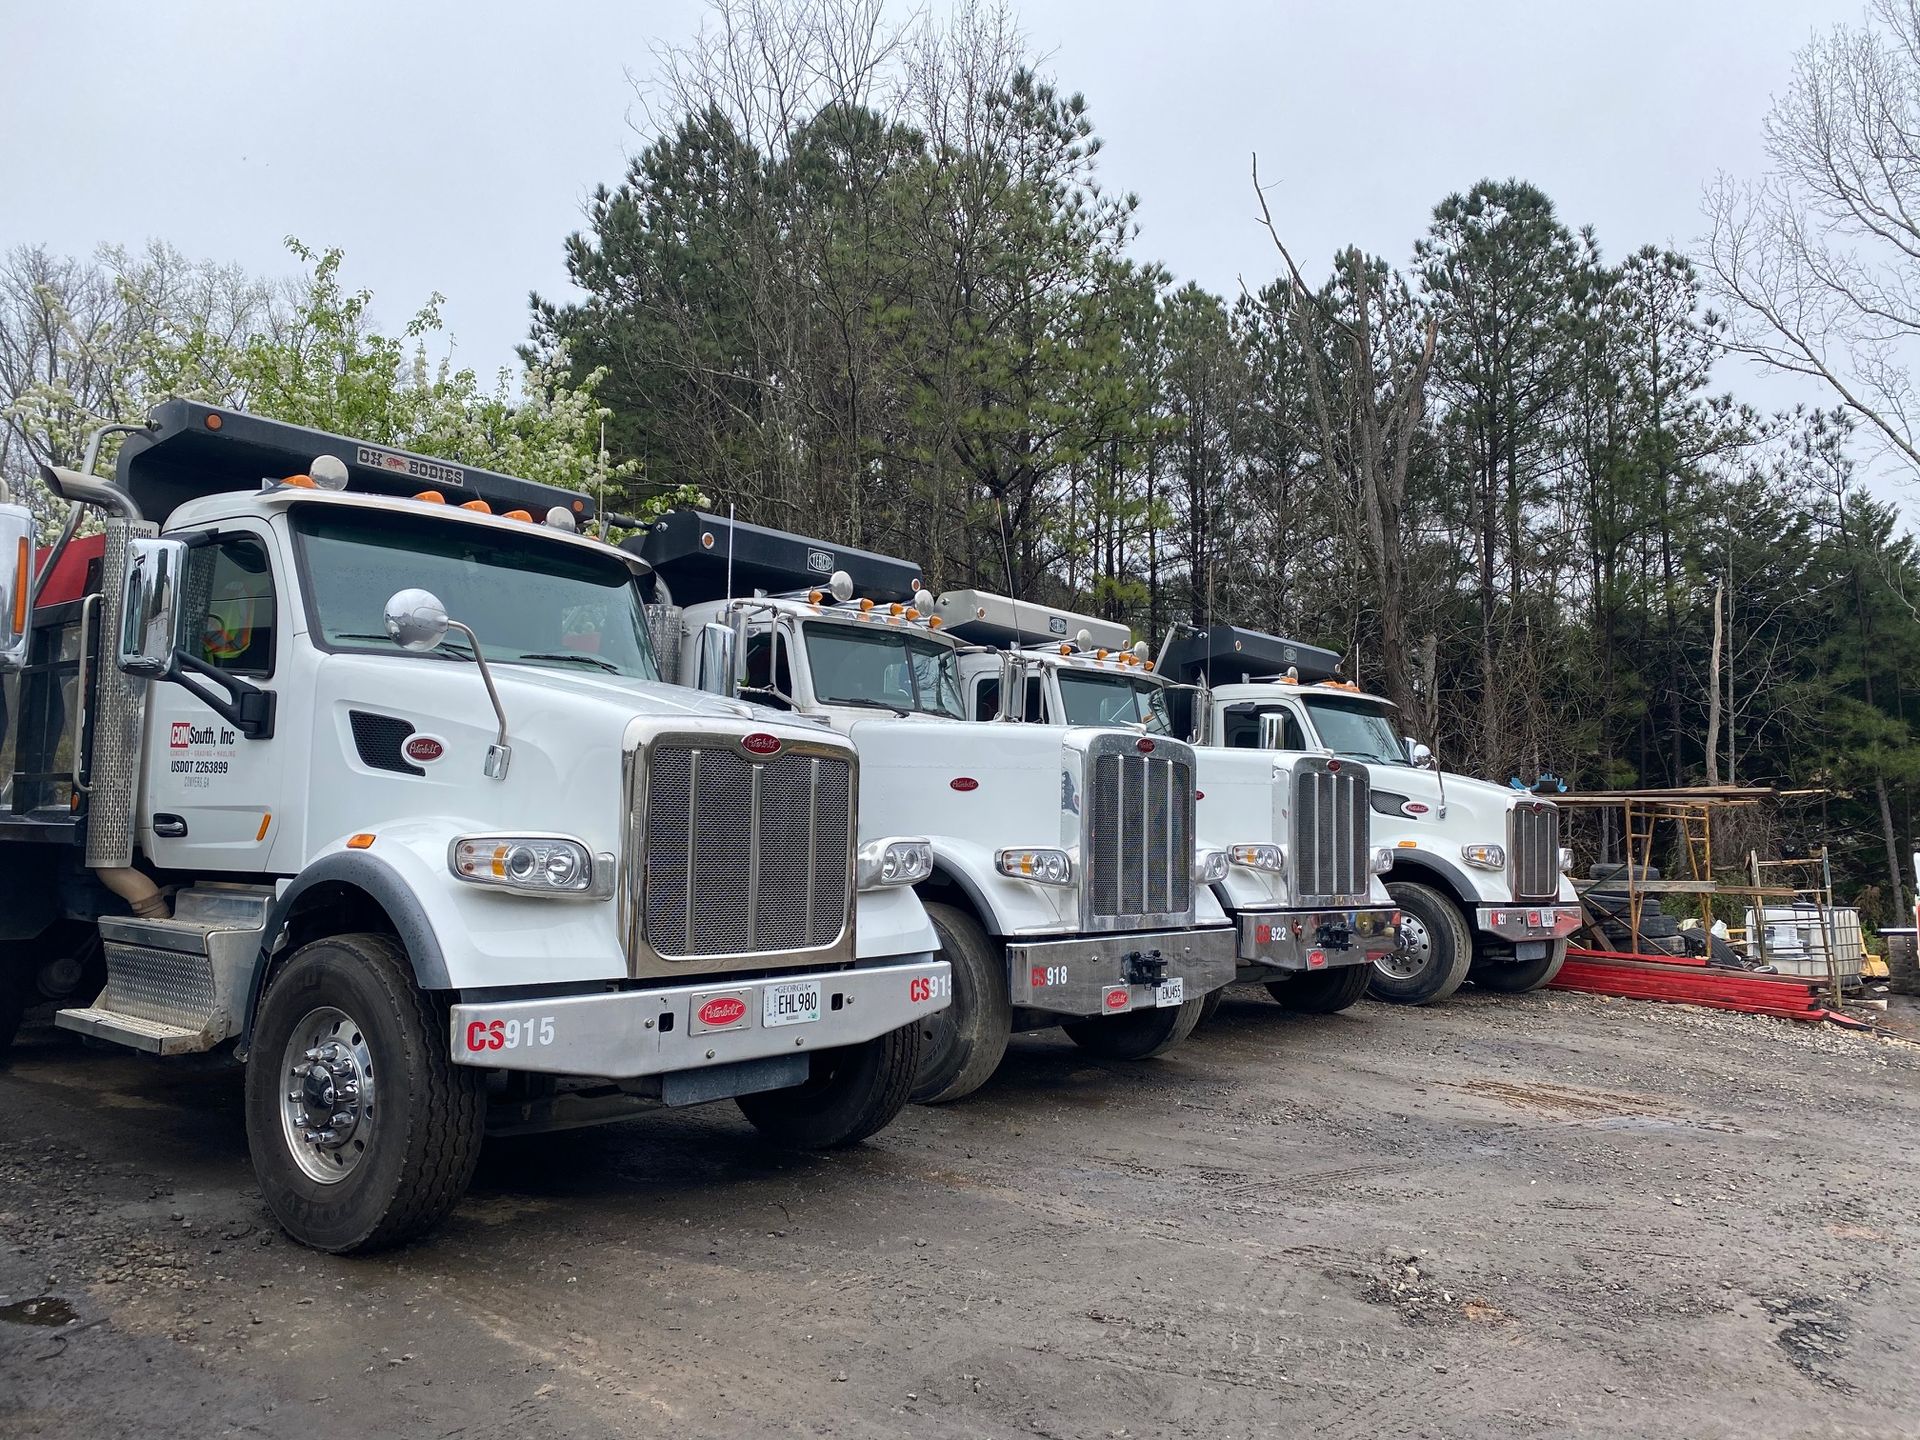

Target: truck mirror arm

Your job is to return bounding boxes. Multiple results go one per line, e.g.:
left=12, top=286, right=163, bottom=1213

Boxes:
left=167, top=649, right=277, bottom=740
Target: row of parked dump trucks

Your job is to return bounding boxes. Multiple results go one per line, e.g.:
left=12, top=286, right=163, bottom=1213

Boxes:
left=0, top=403, right=1581, bottom=1252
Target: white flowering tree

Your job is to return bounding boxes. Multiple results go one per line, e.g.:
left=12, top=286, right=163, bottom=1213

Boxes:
left=1, top=238, right=704, bottom=536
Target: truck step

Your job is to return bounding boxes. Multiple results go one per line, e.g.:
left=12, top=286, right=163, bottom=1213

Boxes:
left=86, top=886, right=271, bottom=1051
left=55, top=1005, right=213, bottom=1054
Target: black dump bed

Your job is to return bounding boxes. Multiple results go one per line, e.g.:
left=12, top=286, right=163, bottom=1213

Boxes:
left=1157, top=624, right=1343, bottom=686
left=629, top=510, right=924, bottom=604
left=116, top=400, right=596, bottom=527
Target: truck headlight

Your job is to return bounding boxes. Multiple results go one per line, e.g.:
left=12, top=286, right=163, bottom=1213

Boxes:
left=1558, top=846, right=1575, bottom=874
left=449, top=834, right=611, bottom=897
left=1368, top=845, right=1394, bottom=875
left=859, top=837, right=934, bottom=889
left=1228, top=843, right=1286, bottom=873
left=1460, top=843, right=1506, bottom=871
left=996, top=847, right=1073, bottom=885
left=1193, top=848, right=1230, bottom=885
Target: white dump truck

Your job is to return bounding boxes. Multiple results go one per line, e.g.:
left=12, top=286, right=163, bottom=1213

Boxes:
left=0, top=402, right=948, bottom=1253
left=930, top=592, right=1401, bottom=1019
left=1151, top=624, right=1580, bottom=1004
left=632, top=512, right=1240, bottom=1104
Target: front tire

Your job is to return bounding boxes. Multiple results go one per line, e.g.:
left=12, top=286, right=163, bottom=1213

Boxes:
left=244, top=932, right=483, bottom=1254
left=911, top=902, right=1010, bottom=1105
left=1471, top=939, right=1569, bottom=993
left=736, top=1025, right=920, bottom=1148
left=1061, top=996, right=1204, bottom=1059
left=1267, top=963, right=1372, bottom=1014
left=1371, top=881, right=1473, bottom=1005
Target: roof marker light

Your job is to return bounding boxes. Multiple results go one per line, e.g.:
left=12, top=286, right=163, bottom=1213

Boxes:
left=414, top=490, right=446, bottom=505
left=928, top=616, right=943, bottom=629
left=280, top=474, right=317, bottom=489
left=310, top=455, right=350, bottom=491
left=460, top=500, right=492, bottom=514
left=859, top=598, right=875, bottom=612
left=503, top=508, right=533, bottom=523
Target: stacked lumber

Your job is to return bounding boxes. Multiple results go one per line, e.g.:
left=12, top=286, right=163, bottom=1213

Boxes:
left=1550, top=947, right=1828, bottom=1022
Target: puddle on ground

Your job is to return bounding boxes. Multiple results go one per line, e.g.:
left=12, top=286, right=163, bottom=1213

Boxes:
left=0, top=1296, right=76, bottom=1327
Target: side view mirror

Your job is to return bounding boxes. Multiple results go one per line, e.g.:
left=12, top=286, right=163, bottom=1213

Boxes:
left=1257, top=711, right=1289, bottom=751
left=0, top=503, right=33, bottom=675
left=695, top=621, right=738, bottom=698
left=1408, top=740, right=1435, bottom=768
left=384, top=587, right=512, bottom=779
left=996, top=649, right=1026, bottom=721
left=117, top=536, right=191, bottom=678
left=384, top=588, right=452, bottom=651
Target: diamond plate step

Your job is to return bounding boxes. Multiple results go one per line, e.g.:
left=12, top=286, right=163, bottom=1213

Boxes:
left=55, top=1006, right=207, bottom=1054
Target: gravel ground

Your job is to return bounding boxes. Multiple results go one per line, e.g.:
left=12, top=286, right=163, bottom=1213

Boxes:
left=2, top=986, right=1917, bottom=1439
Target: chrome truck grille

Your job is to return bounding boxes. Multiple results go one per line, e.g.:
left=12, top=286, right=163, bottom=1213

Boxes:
left=1510, top=801, right=1561, bottom=900
left=1291, top=756, right=1371, bottom=905
left=625, top=733, right=856, bottom=976
left=1082, top=734, right=1194, bottom=928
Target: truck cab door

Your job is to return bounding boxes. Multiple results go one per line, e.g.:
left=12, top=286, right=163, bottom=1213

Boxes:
left=143, top=528, right=285, bottom=870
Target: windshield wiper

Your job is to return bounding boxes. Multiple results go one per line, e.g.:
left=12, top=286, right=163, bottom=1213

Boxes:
left=510, top=651, right=622, bottom=674
left=821, top=696, right=910, bottom=717
left=332, top=631, right=472, bottom=660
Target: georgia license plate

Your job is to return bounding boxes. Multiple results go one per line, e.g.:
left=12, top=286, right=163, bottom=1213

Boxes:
left=1154, top=977, right=1185, bottom=1008
left=763, top=980, right=822, bottom=1028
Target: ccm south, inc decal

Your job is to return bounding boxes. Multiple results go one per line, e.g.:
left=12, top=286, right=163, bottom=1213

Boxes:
left=167, top=721, right=238, bottom=790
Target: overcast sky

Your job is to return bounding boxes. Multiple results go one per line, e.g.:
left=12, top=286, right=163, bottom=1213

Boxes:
left=3, top=0, right=1886, bottom=497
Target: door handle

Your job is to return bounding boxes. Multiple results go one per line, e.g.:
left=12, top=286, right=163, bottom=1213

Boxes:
left=152, top=814, right=188, bottom=839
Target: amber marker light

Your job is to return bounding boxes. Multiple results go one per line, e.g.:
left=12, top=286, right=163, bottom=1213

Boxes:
left=347, top=833, right=376, bottom=850
left=12, top=537, right=28, bottom=634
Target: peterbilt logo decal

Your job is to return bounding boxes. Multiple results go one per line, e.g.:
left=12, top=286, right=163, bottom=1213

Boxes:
left=742, top=733, right=782, bottom=756
left=697, top=996, right=747, bottom=1027
left=354, top=444, right=466, bottom=488
left=807, top=548, right=834, bottom=574
left=404, top=735, right=445, bottom=764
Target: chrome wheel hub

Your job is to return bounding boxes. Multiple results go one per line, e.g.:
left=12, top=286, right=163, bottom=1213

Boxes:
left=1375, top=912, right=1432, bottom=981
left=279, top=1007, right=376, bottom=1184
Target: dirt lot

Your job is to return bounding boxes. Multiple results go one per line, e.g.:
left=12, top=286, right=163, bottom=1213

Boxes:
left=3, top=986, right=1917, bottom=1440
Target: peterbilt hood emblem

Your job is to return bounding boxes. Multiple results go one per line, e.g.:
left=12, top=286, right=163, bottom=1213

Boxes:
left=742, top=733, right=783, bottom=756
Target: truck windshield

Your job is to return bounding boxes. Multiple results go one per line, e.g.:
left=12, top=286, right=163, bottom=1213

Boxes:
left=293, top=506, right=659, bottom=680
left=1300, top=694, right=1405, bottom=765
left=802, top=622, right=964, bottom=718
left=1055, top=671, right=1173, bottom=733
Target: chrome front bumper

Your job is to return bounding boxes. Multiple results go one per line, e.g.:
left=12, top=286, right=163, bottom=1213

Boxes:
left=1476, top=905, right=1582, bottom=942
left=449, top=956, right=948, bottom=1079
left=1007, top=926, right=1237, bottom=1017
left=1235, top=906, right=1401, bottom=977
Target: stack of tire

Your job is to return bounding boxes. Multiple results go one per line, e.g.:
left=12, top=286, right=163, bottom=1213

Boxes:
left=1584, top=865, right=1752, bottom=968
